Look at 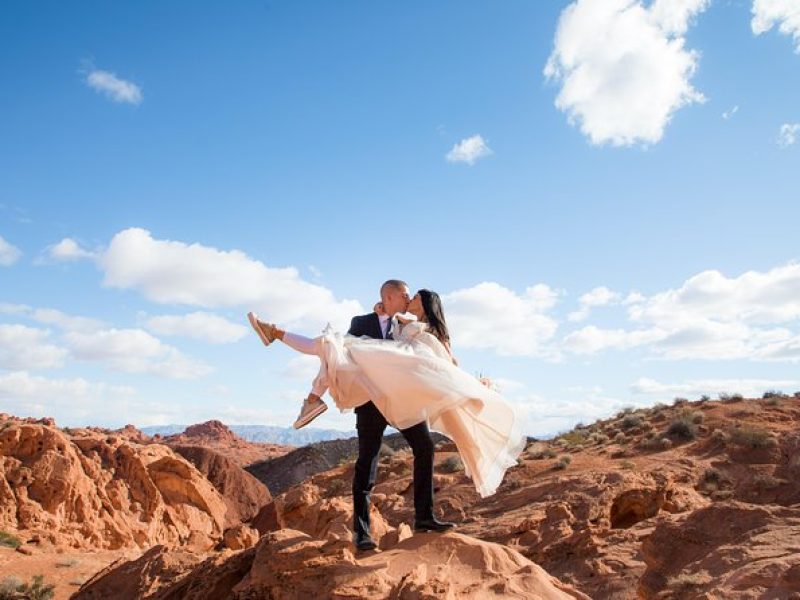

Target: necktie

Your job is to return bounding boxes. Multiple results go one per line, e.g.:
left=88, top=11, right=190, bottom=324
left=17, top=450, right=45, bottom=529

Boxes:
left=385, top=319, right=393, bottom=340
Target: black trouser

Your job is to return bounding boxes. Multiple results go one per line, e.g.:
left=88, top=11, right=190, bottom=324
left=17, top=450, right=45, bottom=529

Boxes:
left=352, top=401, right=434, bottom=538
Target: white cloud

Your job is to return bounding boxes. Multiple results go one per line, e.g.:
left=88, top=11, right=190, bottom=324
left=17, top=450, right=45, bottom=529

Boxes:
left=281, top=355, right=321, bottom=382
left=30, top=308, right=105, bottom=333
left=564, top=262, right=800, bottom=361
left=98, top=228, right=362, bottom=332
left=85, top=69, right=142, bottom=104
left=0, top=324, right=68, bottom=370
left=445, top=135, right=493, bottom=165
left=563, top=325, right=667, bottom=354
left=752, top=0, right=800, bottom=52
left=778, top=123, right=800, bottom=147
left=0, top=235, right=22, bottom=266
left=144, top=311, right=248, bottom=344
left=443, top=282, right=560, bottom=356
left=568, top=285, right=620, bottom=321
left=631, top=376, right=800, bottom=398
left=65, top=328, right=212, bottom=379
left=45, top=238, right=95, bottom=262
left=0, top=371, right=136, bottom=424
left=722, top=105, right=739, bottom=120
left=544, top=0, right=708, bottom=146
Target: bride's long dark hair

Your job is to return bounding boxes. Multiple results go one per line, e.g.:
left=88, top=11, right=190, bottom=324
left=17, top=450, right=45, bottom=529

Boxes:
left=418, top=289, right=450, bottom=344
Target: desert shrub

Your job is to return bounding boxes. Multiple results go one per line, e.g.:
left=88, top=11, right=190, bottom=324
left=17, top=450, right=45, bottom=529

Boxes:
left=591, top=433, right=609, bottom=444
left=762, top=390, right=784, bottom=399
left=528, top=448, right=557, bottom=460
left=614, top=432, right=626, bottom=444
left=641, top=437, right=672, bottom=452
left=0, top=531, right=20, bottom=549
left=719, top=393, right=744, bottom=403
left=327, top=478, right=348, bottom=496
left=699, top=394, right=711, bottom=402
left=440, top=456, right=464, bottom=473
left=0, top=575, right=55, bottom=600
left=620, top=460, right=635, bottom=470
left=711, top=429, right=727, bottom=444
left=667, top=414, right=697, bottom=441
left=672, top=397, right=689, bottom=406
left=753, top=474, right=781, bottom=489
left=620, top=414, right=643, bottom=430
left=651, top=403, right=668, bottom=413
left=616, top=406, right=635, bottom=418
left=553, top=456, right=572, bottom=470
left=700, top=468, right=730, bottom=491
left=557, top=429, right=590, bottom=447
left=794, top=391, right=800, bottom=399
left=765, top=396, right=780, bottom=406
left=728, top=426, right=776, bottom=449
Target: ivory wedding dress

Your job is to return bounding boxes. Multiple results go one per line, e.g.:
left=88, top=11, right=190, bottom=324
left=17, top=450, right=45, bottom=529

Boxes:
left=308, top=319, right=526, bottom=498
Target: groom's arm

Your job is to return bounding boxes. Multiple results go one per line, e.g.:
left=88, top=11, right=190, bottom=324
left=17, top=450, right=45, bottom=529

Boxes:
left=348, top=315, right=363, bottom=337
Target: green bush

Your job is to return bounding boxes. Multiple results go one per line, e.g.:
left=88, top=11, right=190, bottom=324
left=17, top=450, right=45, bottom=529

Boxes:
left=440, top=456, right=464, bottom=473
left=0, top=532, right=20, bottom=549
left=553, top=456, right=572, bottom=471
left=728, top=426, right=776, bottom=449
left=0, top=575, right=55, bottom=600
left=667, top=416, right=697, bottom=441
left=620, top=415, right=643, bottom=430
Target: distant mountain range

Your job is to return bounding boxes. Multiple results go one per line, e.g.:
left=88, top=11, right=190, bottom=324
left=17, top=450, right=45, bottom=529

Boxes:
left=140, top=424, right=356, bottom=446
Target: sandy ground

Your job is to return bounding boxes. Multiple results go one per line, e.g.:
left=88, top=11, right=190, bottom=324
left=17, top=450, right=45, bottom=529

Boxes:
left=0, top=546, right=134, bottom=600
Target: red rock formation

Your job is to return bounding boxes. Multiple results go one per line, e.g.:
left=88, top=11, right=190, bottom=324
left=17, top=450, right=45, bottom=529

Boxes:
left=0, top=417, right=226, bottom=550
left=75, top=529, right=589, bottom=599
left=162, top=420, right=291, bottom=468
left=171, top=445, right=271, bottom=528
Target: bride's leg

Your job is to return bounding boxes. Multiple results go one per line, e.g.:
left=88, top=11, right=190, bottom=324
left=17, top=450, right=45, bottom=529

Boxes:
left=281, top=332, right=320, bottom=356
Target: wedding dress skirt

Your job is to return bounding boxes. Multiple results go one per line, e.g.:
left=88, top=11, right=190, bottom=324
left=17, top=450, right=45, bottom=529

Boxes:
left=313, top=322, right=526, bottom=497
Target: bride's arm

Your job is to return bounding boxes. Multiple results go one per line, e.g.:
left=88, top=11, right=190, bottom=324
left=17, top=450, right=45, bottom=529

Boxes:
left=443, top=340, right=458, bottom=366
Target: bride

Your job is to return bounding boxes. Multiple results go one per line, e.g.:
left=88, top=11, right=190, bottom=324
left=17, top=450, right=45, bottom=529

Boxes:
left=247, top=289, right=525, bottom=498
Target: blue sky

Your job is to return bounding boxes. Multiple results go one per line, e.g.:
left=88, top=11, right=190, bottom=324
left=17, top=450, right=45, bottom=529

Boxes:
left=1, top=0, right=799, bottom=436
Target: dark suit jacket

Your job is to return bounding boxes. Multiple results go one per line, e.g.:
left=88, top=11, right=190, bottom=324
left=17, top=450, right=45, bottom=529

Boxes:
left=348, top=312, right=385, bottom=341
left=348, top=313, right=387, bottom=414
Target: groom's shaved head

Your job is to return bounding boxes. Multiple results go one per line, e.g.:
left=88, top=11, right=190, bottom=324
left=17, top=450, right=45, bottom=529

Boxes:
left=380, top=279, right=408, bottom=296
left=380, top=279, right=410, bottom=316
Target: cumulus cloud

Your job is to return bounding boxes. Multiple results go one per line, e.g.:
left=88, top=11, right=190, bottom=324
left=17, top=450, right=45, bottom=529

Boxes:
left=0, top=324, right=69, bottom=370
left=85, top=69, right=142, bottom=104
left=0, top=371, right=136, bottom=424
left=98, top=228, right=362, bottom=332
left=445, top=135, right=493, bottom=165
left=144, top=311, right=248, bottom=344
left=568, top=286, right=621, bottom=321
left=565, top=262, right=800, bottom=361
left=778, top=123, right=800, bottom=147
left=563, top=324, right=667, bottom=354
left=630, top=376, right=800, bottom=398
left=65, top=328, right=212, bottom=379
left=44, top=238, right=96, bottom=262
left=0, top=235, right=22, bottom=266
left=752, top=0, right=800, bottom=52
left=443, top=282, right=560, bottom=356
left=544, top=0, right=708, bottom=146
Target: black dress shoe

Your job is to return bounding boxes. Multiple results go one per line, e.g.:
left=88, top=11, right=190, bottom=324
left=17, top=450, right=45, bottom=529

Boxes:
left=414, top=517, right=456, bottom=532
left=353, top=532, right=377, bottom=551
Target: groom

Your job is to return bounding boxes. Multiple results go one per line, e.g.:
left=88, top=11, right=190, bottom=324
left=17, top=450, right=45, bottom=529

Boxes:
left=348, top=279, right=455, bottom=551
